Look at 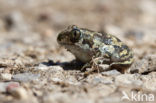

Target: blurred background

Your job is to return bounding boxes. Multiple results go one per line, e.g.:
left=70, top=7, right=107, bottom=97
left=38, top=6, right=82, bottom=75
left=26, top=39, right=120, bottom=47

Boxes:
left=0, top=0, right=155, bottom=59
left=0, top=0, right=156, bottom=103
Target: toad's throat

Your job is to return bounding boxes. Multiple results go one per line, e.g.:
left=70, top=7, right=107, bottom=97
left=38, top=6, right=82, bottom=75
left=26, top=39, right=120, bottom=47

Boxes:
left=64, top=45, right=94, bottom=63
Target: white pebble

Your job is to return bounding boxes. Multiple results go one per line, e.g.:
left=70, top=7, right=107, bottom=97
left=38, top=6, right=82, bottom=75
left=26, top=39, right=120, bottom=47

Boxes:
left=36, top=64, right=49, bottom=70
left=0, top=73, right=12, bottom=80
left=9, top=87, right=28, bottom=100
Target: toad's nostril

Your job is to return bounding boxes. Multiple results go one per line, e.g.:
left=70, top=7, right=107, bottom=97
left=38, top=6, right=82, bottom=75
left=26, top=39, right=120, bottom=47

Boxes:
left=57, top=34, right=62, bottom=42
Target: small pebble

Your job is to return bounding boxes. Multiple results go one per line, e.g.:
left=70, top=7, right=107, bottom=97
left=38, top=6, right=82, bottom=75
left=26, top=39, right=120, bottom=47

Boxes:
left=93, top=77, right=113, bottom=85
left=8, top=87, right=28, bottom=100
left=52, top=78, right=62, bottom=82
left=0, top=82, right=19, bottom=92
left=12, top=73, right=40, bottom=82
left=6, top=82, right=20, bottom=91
left=115, top=74, right=143, bottom=86
left=37, top=63, right=49, bottom=70
left=51, top=66, right=63, bottom=72
left=101, top=70, right=121, bottom=76
left=0, top=73, right=12, bottom=80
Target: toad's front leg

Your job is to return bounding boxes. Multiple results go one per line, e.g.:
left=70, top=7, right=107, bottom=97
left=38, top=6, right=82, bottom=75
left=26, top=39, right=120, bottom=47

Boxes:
left=84, top=56, right=111, bottom=77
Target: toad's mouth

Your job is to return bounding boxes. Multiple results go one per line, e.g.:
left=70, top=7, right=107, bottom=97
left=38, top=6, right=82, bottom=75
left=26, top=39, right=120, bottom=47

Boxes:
left=58, top=42, right=74, bottom=47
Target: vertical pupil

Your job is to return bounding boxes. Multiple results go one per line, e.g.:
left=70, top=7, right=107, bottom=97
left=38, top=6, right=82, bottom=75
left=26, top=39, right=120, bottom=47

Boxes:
left=70, top=30, right=80, bottom=42
left=72, top=29, right=81, bottom=40
left=74, top=31, right=77, bottom=36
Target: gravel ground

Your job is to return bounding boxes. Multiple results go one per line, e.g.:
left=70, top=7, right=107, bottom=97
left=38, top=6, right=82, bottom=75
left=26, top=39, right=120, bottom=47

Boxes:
left=0, top=0, right=156, bottom=103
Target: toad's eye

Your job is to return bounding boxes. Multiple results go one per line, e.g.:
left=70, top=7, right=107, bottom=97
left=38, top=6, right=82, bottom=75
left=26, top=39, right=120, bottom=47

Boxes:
left=71, top=29, right=81, bottom=40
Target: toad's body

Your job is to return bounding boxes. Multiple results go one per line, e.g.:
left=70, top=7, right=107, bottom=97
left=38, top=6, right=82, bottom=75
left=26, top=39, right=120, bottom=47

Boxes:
left=57, top=25, right=133, bottom=72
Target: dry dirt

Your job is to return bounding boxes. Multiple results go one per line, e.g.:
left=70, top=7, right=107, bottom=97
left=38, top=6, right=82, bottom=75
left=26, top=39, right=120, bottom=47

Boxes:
left=0, top=0, right=156, bottom=103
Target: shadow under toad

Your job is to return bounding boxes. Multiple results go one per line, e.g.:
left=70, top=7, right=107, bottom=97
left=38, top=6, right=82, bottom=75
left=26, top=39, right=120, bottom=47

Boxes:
left=41, top=59, right=84, bottom=71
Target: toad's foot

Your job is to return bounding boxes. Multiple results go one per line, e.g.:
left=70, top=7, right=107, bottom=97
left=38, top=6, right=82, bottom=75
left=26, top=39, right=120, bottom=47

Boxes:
left=83, top=57, right=110, bottom=77
left=83, top=64, right=110, bottom=77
